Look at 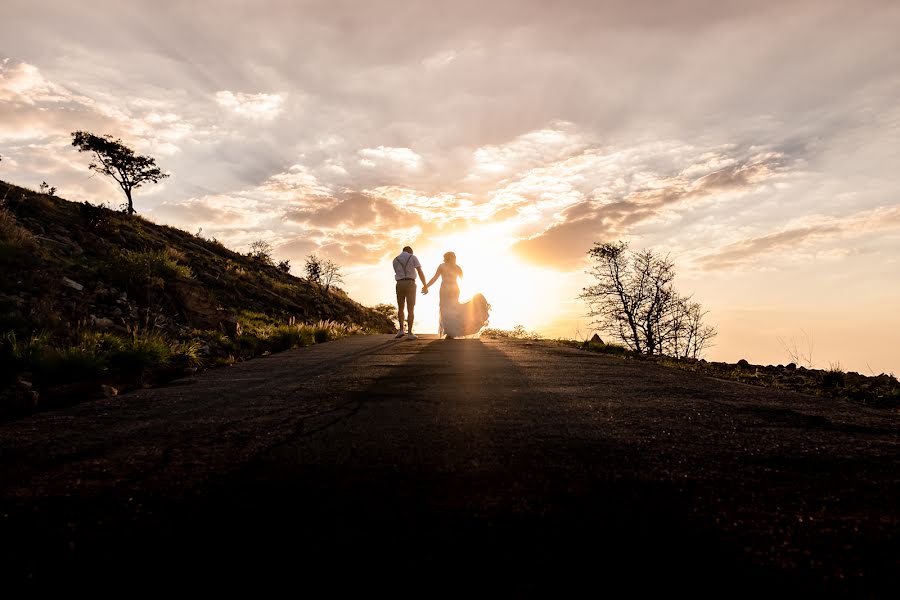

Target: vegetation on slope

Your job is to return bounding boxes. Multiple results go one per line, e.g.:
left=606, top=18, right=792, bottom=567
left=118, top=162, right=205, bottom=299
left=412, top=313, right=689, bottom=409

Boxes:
left=0, top=180, right=393, bottom=419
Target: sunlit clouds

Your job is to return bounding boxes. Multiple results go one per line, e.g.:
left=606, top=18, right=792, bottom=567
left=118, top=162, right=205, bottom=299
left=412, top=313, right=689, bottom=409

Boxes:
left=215, top=91, right=285, bottom=119
left=2, top=0, right=900, bottom=372
left=358, top=146, right=423, bottom=171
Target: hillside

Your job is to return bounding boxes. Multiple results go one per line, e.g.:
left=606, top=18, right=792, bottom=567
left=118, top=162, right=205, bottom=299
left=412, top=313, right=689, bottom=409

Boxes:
left=0, top=180, right=394, bottom=419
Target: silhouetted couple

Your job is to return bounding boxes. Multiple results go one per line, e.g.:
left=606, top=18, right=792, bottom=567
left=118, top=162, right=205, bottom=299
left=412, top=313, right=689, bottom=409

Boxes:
left=392, top=246, right=490, bottom=340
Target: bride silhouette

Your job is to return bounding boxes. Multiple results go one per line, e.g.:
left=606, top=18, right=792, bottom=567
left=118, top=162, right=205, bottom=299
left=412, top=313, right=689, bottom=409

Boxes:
left=424, top=251, right=490, bottom=339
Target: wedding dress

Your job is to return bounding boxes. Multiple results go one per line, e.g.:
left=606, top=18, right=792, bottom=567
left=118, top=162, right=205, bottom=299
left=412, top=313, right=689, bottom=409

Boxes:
left=439, top=279, right=490, bottom=338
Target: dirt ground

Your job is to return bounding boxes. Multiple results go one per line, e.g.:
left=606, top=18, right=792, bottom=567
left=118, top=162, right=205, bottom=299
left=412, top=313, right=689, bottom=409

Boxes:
left=1, top=335, right=897, bottom=595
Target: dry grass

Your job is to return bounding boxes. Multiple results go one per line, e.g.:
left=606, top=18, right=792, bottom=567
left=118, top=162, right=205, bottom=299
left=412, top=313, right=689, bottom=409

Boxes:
left=0, top=207, right=37, bottom=252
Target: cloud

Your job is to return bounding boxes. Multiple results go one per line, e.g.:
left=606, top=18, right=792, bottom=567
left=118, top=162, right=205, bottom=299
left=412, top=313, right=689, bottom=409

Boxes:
left=3, top=2, right=899, bottom=280
left=285, top=193, right=380, bottom=228
left=259, top=164, right=333, bottom=201
left=466, top=121, right=589, bottom=181
left=510, top=148, right=791, bottom=268
left=358, top=146, right=423, bottom=170
left=215, top=91, right=285, bottom=119
left=696, top=205, right=900, bottom=270
left=0, top=60, right=77, bottom=104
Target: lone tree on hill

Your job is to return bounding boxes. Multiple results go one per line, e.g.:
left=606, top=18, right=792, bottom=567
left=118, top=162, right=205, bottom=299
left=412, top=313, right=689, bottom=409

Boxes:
left=71, top=131, right=168, bottom=215
left=579, top=241, right=717, bottom=359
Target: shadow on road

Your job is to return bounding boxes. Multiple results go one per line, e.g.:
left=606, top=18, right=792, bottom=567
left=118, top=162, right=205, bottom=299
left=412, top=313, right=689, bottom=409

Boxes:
left=42, top=340, right=788, bottom=595
left=3, top=338, right=886, bottom=596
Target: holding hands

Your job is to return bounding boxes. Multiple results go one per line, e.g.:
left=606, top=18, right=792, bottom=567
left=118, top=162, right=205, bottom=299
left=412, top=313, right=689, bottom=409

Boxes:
left=421, top=285, right=429, bottom=295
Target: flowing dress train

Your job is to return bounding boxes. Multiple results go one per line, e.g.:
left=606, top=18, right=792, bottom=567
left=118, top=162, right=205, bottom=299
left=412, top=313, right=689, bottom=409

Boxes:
left=439, top=280, right=490, bottom=338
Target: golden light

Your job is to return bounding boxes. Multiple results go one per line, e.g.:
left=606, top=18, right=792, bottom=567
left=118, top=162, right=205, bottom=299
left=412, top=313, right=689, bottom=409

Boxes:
left=415, top=224, right=560, bottom=334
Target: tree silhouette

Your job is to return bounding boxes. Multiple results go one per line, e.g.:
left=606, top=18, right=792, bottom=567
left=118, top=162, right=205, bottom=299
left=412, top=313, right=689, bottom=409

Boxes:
left=305, top=254, right=344, bottom=292
left=248, top=240, right=274, bottom=265
left=580, top=241, right=717, bottom=358
left=71, top=131, right=168, bottom=215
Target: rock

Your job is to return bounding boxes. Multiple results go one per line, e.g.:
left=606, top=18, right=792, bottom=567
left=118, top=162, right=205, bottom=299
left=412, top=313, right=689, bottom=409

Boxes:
left=590, top=333, right=604, bottom=344
left=92, top=316, right=115, bottom=330
left=168, top=279, right=227, bottom=329
left=62, top=277, right=84, bottom=291
left=737, top=359, right=750, bottom=367
left=100, top=385, right=118, bottom=398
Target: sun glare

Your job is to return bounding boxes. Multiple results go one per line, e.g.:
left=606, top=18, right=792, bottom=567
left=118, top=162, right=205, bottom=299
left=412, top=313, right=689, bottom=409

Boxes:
left=417, top=225, right=556, bottom=333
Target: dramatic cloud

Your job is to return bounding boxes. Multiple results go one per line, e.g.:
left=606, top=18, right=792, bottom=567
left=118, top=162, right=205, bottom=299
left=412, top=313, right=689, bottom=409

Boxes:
left=511, top=148, right=791, bottom=268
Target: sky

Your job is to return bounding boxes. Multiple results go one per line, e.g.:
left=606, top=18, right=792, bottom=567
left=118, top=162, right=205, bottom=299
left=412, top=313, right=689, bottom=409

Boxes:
left=2, top=0, right=899, bottom=374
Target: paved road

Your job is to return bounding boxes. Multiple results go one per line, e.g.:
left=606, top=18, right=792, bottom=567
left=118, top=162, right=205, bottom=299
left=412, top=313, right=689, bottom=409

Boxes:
left=1, top=335, right=897, bottom=595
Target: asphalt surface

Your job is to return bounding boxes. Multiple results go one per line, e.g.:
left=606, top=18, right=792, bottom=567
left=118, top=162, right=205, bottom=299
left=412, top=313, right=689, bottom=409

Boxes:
left=1, top=335, right=897, bottom=595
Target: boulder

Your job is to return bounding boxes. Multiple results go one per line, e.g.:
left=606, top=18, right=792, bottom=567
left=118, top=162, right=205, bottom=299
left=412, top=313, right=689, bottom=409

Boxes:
left=590, top=333, right=604, bottom=344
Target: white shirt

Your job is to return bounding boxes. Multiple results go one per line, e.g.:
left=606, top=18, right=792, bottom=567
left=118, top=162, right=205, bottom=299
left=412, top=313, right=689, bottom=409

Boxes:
left=393, top=251, right=421, bottom=281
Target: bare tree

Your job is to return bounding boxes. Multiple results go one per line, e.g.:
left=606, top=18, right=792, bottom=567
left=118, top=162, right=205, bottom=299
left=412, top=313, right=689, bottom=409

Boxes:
left=248, top=240, right=274, bottom=265
left=321, top=258, right=344, bottom=292
left=305, top=254, right=344, bottom=292
left=580, top=241, right=717, bottom=358
left=663, top=296, right=718, bottom=359
left=71, top=131, right=168, bottom=215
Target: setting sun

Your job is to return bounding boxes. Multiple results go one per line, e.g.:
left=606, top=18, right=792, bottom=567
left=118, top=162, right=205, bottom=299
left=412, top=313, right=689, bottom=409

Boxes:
left=412, top=225, right=557, bottom=334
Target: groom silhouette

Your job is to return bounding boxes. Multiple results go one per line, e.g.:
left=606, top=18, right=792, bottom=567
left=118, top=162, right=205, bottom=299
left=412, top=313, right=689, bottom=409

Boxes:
left=392, top=245, right=428, bottom=340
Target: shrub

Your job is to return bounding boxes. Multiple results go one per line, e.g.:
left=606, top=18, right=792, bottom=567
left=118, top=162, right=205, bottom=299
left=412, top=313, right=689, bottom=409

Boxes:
left=34, top=345, right=107, bottom=386
left=107, top=333, right=173, bottom=383
left=482, top=325, right=542, bottom=340
left=174, top=340, right=204, bottom=368
left=584, top=341, right=630, bottom=355
left=313, top=327, right=330, bottom=344
left=6, top=331, right=52, bottom=364
left=822, top=364, right=845, bottom=388
left=108, top=249, right=193, bottom=291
